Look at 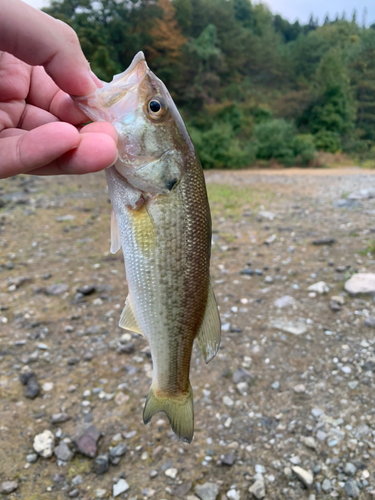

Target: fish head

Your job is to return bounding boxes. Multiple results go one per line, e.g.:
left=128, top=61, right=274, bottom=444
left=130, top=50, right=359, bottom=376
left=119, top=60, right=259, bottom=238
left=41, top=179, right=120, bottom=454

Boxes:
left=76, top=52, right=193, bottom=194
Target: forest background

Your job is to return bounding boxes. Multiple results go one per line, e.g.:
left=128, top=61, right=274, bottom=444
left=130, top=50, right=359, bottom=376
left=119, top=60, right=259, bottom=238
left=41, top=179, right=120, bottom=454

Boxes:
left=44, top=0, right=375, bottom=169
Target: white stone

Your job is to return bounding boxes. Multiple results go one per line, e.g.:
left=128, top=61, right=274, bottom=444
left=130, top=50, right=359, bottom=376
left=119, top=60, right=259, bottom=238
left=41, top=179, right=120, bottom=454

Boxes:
left=42, top=382, right=54, bottom=392
left=293, top=384, right=306, bottom=393
left=292, top=466, right=314, bottom=488
left=223, top=395, right=234, bottom=407
left=33, top=430, right=55, bottom=458
left=271, top=319, right=307, bottom=335
left=227, top=489, right=240, bottom=500
left=249, top=479, right=265, bottom=499
left=258, top=210, right=275, bottom=221
left=274, top=295, right=296, bottom=308
left=345, top=273, right=375, bottom=295
left=307, top=281, right=329, bottom=294
left=165, top=468, right=178, bottom=479
left=113, top=479, right=129, bottom=497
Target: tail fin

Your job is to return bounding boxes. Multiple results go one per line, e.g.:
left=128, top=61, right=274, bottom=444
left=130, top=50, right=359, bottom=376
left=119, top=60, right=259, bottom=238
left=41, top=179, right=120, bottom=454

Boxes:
left=143, top=384, right=194, bottom=443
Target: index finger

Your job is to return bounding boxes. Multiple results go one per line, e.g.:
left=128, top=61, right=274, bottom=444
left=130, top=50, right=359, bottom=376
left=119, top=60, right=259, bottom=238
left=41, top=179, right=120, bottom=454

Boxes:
left=0, top=0, right=97, bottom=96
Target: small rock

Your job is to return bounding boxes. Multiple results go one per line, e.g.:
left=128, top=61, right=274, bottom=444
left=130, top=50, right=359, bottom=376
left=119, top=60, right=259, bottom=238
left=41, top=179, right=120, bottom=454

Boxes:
left=301, top=436, right=317, bottom=449
left=95, top=489, right=107, bottom=498
left=222, top=453, right=235, bottom=466
left=73, top=425, right=101, bottom=458
left=232, top=367, right=252, bottom=384
left=274, top=295, right=296, bottom=308
left=321, top=479, right=332, bottom=493
left=258, top=210, right=275, bottom=221
left=68, top=489, right=80, bottom=498
left=50, top=413, right=71, bottom=424
left=255, top=464, right=266, bottom=474
left=113, top=479, right=130, bottom=497
left=271, top=381, right=279, bottom=390
left=345, top=273, right=375, bottom=295
left=293, top=384, right=306, bottom=393
left=72, top=475, right=83, bottom=486
left=54, top=442, right=74, bottom=462
left=0, top=481, right=18, bottom=494
left=77, top=284, right=96, bottom=295
left=227, top=489, right=240, bottom=500
left=307, top=281, right=329, bottom=294
left=26, top=453, right=38, bottom=463
left=292, top=466, right=313, bottom=488
left=289, top=456, right=301, bottom=465
left=117, top=342, right=135, bottom=354
left=345, top=479, right=359, bottom=498
left=331, top=295, right=345, bottom=305
left=195, top=482, right=220, bottom=500
left=165, top=468, right=178, bottom=479
left=42, top=382, right=54, bottom=392
left=114, top=392, right=129, bottom=406
left=312, top=237, right=336, bottom=246
left=364, top=316, right=375, bottom=328
left=223, top=395, right=234, bottom=407
left=45, top=284, right=69, bottom=296
left=93, top=454, right=109, bottom=475
left=56, top=214, right=75, bottom=222
left=20, top=372, right=40, bottom=399
left=311, top=408, right=324, bottom=418
left=344, top=463, right=357, bottom=476
left=249, top=479, right=265, bottom=499
left=33, top=430, right=55, bottom=458
left=264, top=234, right=277, bottom=245
left=271, top=319, right=307, bottom=335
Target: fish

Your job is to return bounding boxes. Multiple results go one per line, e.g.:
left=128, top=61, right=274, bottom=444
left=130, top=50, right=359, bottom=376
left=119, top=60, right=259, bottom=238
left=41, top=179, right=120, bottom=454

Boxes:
left=75, top=52, right=221, bottom=443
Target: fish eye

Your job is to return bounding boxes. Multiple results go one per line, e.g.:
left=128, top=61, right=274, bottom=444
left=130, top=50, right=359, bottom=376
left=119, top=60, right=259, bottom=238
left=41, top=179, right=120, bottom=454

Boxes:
left=147, top=98, right=167, bottom=119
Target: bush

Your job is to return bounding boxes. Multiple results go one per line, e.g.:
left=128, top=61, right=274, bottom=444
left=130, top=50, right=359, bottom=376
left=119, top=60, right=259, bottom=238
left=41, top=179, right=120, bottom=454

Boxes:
left=314, top=130, right=341, bottom=153
left=292, top=134, right=316, bottom=165
left=254, top=119, right=296, bottom=165
left=189, top=123, right=256, bottom=169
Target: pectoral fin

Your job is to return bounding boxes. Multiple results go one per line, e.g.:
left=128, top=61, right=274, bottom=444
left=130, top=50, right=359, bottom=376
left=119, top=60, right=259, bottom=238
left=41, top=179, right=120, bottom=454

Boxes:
left=196, top=283, right=221, bottom=363
left=119, top=295, right=143, bottom=335
left=110, top=208, right=122, bottom=254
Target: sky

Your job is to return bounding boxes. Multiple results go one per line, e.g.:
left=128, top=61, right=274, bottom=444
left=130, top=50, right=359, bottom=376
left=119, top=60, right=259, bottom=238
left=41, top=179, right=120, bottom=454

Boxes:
left=22, top=0, right=375, bottom=26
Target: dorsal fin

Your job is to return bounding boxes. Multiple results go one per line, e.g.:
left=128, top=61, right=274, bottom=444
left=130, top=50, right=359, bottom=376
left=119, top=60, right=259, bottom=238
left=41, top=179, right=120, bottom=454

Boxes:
left=196, top=283, right=221, bottom=363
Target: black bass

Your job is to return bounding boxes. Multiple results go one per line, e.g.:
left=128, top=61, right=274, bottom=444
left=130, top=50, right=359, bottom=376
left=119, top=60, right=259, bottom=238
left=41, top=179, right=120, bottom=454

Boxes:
left=75, top=52, right=220, bottom=443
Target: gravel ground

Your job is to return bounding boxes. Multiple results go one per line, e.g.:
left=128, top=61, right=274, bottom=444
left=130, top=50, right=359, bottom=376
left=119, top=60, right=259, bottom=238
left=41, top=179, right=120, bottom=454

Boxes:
left=1, top=168, right=375, bottom=500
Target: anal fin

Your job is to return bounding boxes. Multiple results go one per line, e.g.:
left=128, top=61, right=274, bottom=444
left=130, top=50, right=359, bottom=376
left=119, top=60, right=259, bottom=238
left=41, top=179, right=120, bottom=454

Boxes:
left=196, top=283, right=221, bottom=363
left=119, top=295, right=143, bottom=335
left=111, top=208, right=122, bottom=254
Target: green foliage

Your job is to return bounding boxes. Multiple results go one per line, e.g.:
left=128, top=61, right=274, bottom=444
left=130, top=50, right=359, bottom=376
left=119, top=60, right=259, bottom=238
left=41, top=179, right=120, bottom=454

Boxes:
left=43, top=0, right=375, bottom=169
left=254, top=119, right=296, bottom=165
left=314, top=130, right=341, bottom=153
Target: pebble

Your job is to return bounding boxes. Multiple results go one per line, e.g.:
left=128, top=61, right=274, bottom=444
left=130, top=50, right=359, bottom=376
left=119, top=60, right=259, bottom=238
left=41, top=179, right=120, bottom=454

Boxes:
left=293, top=384, right=306, bottom=393
left=289, top=456, right=301, bottom=465
left=26, top=453, right=38, bottom=463
left=345, top=273, right=375, bottom=295
left=301, top=436, right=317, bottom=449
left=313, top=237, right=336, bottom=246
left=195, top=482, right=220, bottom=500
left=271, top=381, right=279, bottom=390
left=307, top=281, right=329, bottom=294
left=0, top=481, right=18, bottom=494
left=364, top=316, right=375, bottom=327
left=95, top=488, right=107, bottom=498
left=249, top=478, right=265, bottom=499
left=45, top=283, right=69, bottom=295
left=227, top=489, right=240, bottom=500
left=311, top=408, right=324, bottom=418
left=165, top=468, right=178, bottom=479
left=321, top=478, right=332, bottom=493
left=54, top=442, right=74, bottom=462
left=274, top=295, right=296, bottom=308
left=292, top=466, right=314, bottom=488
left=93, top=454, right=109, bottom=475
left=345, top=479, right=360, bottom=498
left=50, top=413, right=71, bottom=424
left=112, top=479, right=129, bottom=498
left=42, top=382, right=54, bottom=392
left=68, top=489, right=80, bottom=498
left=222, top=453, right=235, bottom=466
left=271, top=319, right=307, bottom=335
left=72, top=475, right=83, bottom=485
left=223, top=395, right=234, bottom=407
left=344, top=463, right=357, bottom=476
left=33, top=430, right=55, bottom=458
left=258, top=210, right=275, bottom=221
left=73, top=425, right=101, bottom=458
left=255, top=464, right=266, bottom=474
left=20, top=372, right=40, bottom=399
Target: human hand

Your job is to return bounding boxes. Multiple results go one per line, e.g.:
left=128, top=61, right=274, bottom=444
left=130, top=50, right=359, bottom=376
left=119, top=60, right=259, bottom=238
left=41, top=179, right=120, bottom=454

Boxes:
left=0, top=0, right=118, bottom=179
